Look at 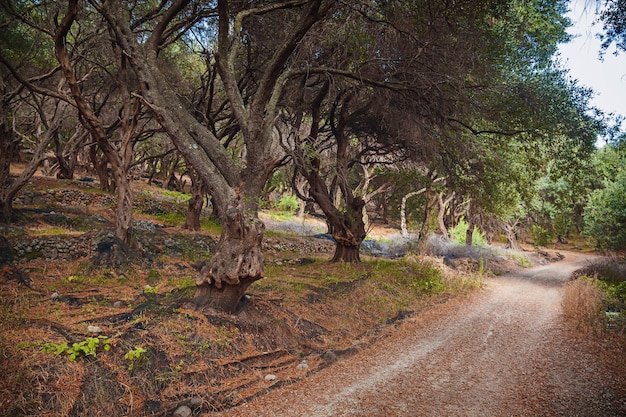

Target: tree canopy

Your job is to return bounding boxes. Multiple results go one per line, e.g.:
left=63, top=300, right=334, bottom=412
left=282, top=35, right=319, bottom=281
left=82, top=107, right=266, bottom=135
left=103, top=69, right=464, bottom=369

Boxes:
left=1, top=0, right=618, bottom=311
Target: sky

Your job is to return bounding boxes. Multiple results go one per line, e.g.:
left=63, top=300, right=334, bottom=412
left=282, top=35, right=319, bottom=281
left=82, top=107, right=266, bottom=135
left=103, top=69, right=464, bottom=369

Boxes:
left=557, top=0, right=626, bottom=124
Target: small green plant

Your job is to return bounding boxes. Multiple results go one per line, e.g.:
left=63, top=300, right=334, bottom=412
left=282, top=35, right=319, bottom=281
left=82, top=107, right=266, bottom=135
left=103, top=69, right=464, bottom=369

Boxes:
left=147, top=270, right=161, bottom=285
left=449, top=220, right=487, bottom=247
left=42, top=336, right=111, bottom=361
left=509, top=252, right=532, bottom=268
left=82, top=304, right=96, bottom=317
left=275, top=194, right=300, bottom=213
left=65, top=275, right=85, bottom=284
left=124, top=346, right=148, bottom=371
left=143, top=285, right=159, bottom=295
left=176, top=275, right=195, bottom=289
left=214, top=326, right=239, bottom=350
left=478, top=256, right=487, bottom=276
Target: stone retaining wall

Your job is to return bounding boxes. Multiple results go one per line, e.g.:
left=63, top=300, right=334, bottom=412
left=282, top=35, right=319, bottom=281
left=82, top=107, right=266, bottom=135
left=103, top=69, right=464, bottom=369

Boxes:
left=12, top=233, right=94, bottom=263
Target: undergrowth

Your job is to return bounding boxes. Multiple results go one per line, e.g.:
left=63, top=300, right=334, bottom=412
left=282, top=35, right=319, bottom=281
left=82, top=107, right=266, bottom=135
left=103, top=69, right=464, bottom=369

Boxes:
left=563, top=257, right=626, bottom=334
left=2, top=178, right=489, bottom=417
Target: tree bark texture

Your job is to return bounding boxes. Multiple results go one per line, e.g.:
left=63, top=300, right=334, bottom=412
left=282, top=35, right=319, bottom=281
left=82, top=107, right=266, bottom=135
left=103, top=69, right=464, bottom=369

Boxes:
left=504, top=221, right=522, bottom=250
left=192, top=205, right=265, bottom=312
left=328, top=197, right=366, bottom=263
left=96, top=0, right=324, bottom=311
left=184, top=170, right=205, bottom=231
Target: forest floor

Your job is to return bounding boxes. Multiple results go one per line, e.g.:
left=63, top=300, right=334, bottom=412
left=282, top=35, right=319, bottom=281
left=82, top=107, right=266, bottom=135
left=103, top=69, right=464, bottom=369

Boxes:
left=214, top=251, right=626, bottom=417
left=1, top=175, right=624, bottom=416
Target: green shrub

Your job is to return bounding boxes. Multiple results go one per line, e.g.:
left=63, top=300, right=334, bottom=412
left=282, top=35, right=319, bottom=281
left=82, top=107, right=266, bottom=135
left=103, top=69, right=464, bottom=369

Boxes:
left=124, top=346, right=148, bottom=371
left=450, top=219, right=487, bottom=247
left=275, top=194, right=300, bottom=213
left=584, top=170, right=626, bottom=252
left=530, top=225, right=553, bottom=247
left=509, top=252, right=532, bottom=267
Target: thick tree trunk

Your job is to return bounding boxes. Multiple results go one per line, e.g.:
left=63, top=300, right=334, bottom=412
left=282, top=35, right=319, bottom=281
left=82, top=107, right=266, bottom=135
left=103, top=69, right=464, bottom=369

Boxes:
left=114, top=172, right=133, bottom=244
left=331, top=242, right=361, bottom=263
left=192, top=206, right=264, bottom=313
left=327, top=198, right=366, bottom=263
left=90, top=147, right=112, bottom=191
left=184, top=171, right=204, bottom=231
left=53, top=133, right=78, bottom=180
left=504, top=222, right=521, bottom=250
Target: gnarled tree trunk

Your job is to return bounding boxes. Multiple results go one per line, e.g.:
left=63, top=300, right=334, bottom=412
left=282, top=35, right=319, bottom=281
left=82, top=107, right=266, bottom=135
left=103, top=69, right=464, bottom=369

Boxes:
left=504, top=221, right=522, bottom=250
left=113, top=169, right=133, bottom=244
left=327, top=197, right=366, bottom=263
left=184, top=169, right=205, bottom=231
left=437, top=191, right=455, bottom=240
left=192, top=205, right=265, bottom=312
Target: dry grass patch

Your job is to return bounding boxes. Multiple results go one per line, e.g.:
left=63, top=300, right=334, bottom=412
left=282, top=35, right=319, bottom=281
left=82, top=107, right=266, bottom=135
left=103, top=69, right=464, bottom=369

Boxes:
left=563, top=277, right=605, bottom=334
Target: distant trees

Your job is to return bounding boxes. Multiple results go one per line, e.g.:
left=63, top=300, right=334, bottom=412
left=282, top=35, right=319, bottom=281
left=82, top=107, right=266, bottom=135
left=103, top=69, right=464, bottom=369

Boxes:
left=0, top=3, right=68, bottom=221
left=584, top=140, right=626, bottom=252
left=0, top=0, right=161, bottom=244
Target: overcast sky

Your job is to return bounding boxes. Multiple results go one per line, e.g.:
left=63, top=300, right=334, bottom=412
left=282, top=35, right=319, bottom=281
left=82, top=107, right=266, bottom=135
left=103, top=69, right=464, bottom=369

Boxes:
left=557, top=0, right=626, bottom=123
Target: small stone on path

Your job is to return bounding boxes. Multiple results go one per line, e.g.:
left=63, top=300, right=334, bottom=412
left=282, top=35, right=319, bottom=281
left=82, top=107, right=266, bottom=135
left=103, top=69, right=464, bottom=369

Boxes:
left=87, top=325, right=102, bottom=333
left=172, top=405, right=191, bottom=417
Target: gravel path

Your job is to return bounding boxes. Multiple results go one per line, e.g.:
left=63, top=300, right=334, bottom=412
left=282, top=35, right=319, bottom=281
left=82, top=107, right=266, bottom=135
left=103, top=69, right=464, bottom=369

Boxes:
left=208, top=252, right=626, bottom=417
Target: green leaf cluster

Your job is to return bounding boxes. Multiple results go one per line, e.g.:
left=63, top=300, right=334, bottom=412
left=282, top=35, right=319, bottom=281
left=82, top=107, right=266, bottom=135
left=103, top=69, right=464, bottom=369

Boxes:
left=42, top=336, right=111, bottom=362
left=449, top=220, right=487, bottom=247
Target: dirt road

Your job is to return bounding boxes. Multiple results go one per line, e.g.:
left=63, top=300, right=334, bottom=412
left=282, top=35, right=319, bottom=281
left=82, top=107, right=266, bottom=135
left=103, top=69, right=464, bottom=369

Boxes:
left=209, top=252, right=626, bottom=416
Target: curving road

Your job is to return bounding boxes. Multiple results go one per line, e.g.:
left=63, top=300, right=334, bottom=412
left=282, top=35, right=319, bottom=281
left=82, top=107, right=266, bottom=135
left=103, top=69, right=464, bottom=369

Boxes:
left=208, top=252, right=626, bottom=417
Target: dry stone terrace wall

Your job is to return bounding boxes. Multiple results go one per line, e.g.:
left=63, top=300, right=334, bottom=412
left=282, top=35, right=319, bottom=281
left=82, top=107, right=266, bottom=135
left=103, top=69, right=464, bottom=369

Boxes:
left=14, top=187, right=116, bottom=208
left=8, top=232, right=334, bottom=264
left=7, top=181, right=334, bottom=264
left=12, top=234, right=93, bottom=262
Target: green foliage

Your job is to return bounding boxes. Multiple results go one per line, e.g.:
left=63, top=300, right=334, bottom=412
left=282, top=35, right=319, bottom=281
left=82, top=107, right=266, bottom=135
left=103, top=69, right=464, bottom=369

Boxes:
left=265, top=170, right=290, bottom=193
left=584, top=169, right=626, bottom=252
left=151, top=211, right=186, bottom=227
left=42, top=336, right=111, bottom=362
left=214, top=326, right=239, bottom=350
left=124, top=346, right=148, bottom=371
left=371, top=257, right=447, bottom=296
left=143, top=285, right=159, bottom=295
left=509, top=252, right=532, bottom=267
left=605, top=281, right=626, bottom=307
left=275, top=194, right=300, bottom=213
left=530, top=225, right=553, bottom=247
left=449, top=220, right=487, bottom=247
left=598, top=0, right=626, bottom=53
